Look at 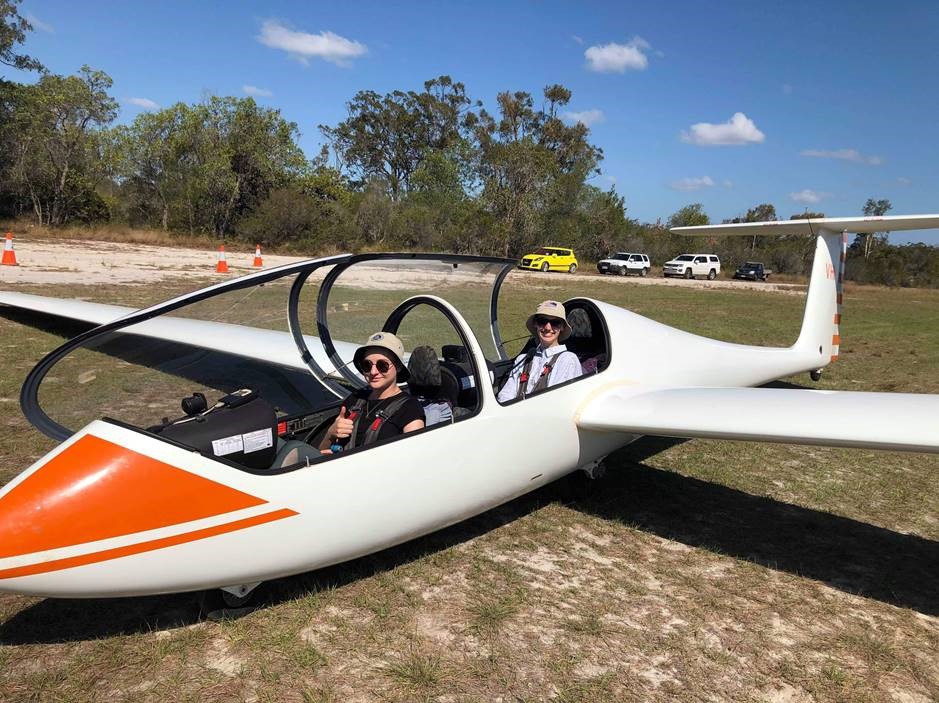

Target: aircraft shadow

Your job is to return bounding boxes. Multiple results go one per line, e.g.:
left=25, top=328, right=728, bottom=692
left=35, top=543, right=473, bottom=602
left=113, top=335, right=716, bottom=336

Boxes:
left=576, top=437, right=939, bottom=616
left=3, top=437, right=936, bottom=644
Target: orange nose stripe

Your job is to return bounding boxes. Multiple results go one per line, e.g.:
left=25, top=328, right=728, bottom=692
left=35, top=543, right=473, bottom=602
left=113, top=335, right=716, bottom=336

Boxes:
left=0, top=435, right=267, bottom=559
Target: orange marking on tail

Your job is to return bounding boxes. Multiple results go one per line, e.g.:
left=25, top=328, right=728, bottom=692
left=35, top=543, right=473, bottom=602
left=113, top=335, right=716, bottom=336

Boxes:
left=0, top=435, right=267, bottom=559
left=833, top=314, right=841, bottom=324
left=830, top=354, right=839, bottom=362
left=832, top=335, right=841, bottom=345
left=0, top=508, right=297, bottom=581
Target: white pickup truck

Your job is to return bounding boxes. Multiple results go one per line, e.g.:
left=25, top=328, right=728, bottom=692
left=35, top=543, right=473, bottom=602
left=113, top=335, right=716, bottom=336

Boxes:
left=596, top=252, right=651, bottom=277
left=662, top=254, right=721, bottom=280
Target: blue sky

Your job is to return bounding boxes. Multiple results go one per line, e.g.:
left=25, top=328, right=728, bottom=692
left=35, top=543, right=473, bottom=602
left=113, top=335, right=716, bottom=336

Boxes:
left=8, top=1, right=939, bottom=243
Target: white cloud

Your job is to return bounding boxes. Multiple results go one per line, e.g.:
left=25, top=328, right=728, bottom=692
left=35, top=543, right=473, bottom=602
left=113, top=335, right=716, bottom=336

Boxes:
left=257, top=20, right=367, bottom=67
left=243, top=85, right=273, bottom=97
left=681, top=112, right=765, bottom=146
left=124, top=97, right=159, bottom=110
left=572, top=35, right=584, bottom=45
left=25, top=13, right=54, bottom=33
left=722, top=179, right=734, bottom=189
left=789, top=189, right=831, bottom=204
left=897, top=176, right=912, bottom=186
left=800, top=148, right=882, bottom=165
left=669, top=176, right=715, bottom=192
left=562, top=109, right=604, bottom=127
left=585, top=37, right=651, bottom=73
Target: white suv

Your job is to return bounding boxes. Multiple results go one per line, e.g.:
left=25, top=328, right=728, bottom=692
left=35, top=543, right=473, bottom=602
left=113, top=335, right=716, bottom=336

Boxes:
left=662, top=254, right=721, bottom=280
left=597, top=252, right=650, bottom=277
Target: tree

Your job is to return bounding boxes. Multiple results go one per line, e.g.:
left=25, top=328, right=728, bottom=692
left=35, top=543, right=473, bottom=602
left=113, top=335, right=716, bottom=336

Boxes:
left=7, top=66, right=118, bottom=225
left=732, top=202, right=777, bottom=251
left=471, top=84, right=603, bottom=257
left=0, top=0, right=43, bottom=74
left=667, top=203, right=709, bottom=228
left=788, top=211, right=826, bottom=273
left=320, top=76, right=473, bottom=200
left=857, top=197, right=892, bottom=259
left=116, top=97, right=307, bottom=235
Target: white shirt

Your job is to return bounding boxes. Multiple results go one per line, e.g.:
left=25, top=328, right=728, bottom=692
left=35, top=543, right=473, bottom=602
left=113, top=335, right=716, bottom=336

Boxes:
left=497, top=344, right=582, bottom=402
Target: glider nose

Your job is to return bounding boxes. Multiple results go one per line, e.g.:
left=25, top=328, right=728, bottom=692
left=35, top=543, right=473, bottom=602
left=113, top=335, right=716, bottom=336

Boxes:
left=0, top=432, right=268, bottom=587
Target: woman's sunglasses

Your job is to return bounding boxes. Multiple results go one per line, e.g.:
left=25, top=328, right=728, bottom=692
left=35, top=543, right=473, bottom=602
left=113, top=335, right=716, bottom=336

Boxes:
left=533, top=315, right=563, bottom=329
left=356, top=358, right=393, bottom=374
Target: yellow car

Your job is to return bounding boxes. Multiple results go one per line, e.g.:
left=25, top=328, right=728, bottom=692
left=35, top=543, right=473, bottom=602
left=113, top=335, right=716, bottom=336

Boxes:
left=518, top=247, right=579, bottom=273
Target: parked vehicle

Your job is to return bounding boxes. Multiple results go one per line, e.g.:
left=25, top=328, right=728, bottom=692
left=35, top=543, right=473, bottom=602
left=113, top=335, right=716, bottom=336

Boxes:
left=733, top=261, right=770, bottom=281
left=597, top=252, right=650, bottom=277
left=662, top=254, right=721, bottom=280
left=518, top=247, right=579, bottom=273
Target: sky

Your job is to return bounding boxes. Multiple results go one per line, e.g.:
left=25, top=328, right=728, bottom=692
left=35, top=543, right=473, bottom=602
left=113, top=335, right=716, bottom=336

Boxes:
left=7, top=0, right=939, bottom=244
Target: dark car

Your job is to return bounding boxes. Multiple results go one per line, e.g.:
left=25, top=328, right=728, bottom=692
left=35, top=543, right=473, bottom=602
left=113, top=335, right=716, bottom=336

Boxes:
left=733, top=261, right=770, bottom=281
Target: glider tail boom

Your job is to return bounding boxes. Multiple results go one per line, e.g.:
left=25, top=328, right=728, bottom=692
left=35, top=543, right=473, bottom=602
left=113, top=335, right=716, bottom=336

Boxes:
left=670, top=214, right=939, bottom=370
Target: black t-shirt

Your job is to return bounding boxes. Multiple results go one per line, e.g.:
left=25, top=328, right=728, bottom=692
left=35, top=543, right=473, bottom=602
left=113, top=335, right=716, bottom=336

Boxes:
left=344, top=389, right=425, bottom=446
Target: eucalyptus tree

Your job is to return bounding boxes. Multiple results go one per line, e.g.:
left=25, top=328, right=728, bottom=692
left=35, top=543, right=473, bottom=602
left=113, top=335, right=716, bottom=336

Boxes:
left=320, top=76, right=474, bottom=201
left=0, top=0, right=43, bottom=74
left=858, top=197, right=892, bottom=259
left=471, top=84, right=603, bottom=258
left=6, top=66, right=117, bottom=225
left=117, top=97, right=307, bottom=235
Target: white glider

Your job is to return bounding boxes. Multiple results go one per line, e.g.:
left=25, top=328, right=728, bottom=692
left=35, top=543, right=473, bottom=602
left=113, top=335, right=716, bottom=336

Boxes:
left=0, top=216, right=936, bottom=601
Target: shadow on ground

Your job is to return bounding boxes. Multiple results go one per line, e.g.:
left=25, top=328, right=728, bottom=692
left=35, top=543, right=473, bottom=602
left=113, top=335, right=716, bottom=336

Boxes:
left=2, top=437, right=936, bottom=644
left=580, top=437, right=939, bottom=616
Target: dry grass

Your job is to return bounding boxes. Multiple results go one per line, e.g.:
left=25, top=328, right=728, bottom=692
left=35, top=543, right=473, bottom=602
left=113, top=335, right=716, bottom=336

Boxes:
left=0, top=267, right=937, bottom=701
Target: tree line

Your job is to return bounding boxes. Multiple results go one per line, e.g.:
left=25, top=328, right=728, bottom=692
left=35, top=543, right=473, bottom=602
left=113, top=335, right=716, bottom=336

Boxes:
left=2, top=1, right=937, bottom=287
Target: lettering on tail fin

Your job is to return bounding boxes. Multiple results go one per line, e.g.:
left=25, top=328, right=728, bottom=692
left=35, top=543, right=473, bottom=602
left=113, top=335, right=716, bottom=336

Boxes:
left=825, top=262, right=835, bottom=280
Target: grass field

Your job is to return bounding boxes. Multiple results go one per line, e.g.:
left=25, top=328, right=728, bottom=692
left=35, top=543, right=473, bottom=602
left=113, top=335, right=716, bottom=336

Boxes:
left=0, top=273, right=937, bottom=702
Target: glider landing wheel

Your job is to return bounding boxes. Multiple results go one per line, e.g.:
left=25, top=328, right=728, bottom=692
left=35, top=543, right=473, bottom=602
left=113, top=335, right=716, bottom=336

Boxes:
left=220, top=581, right=262, bottom=608
left=810, top=369, right=823, bottom=382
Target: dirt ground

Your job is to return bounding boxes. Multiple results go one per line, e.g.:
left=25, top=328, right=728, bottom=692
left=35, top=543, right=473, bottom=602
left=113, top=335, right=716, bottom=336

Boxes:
left=0, top=238, right=935, bottom=702
left=0, top=236, right=803, bottom=294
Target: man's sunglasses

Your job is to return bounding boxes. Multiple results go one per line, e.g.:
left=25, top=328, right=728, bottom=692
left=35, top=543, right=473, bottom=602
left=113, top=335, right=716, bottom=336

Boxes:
left=356, top=358, right=394, bottom=374
left=533, top=315, right=563, bottom=329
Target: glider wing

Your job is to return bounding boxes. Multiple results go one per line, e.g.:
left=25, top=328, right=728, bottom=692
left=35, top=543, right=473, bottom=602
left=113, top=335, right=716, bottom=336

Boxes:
left=576, top=385, right=939, bottom=454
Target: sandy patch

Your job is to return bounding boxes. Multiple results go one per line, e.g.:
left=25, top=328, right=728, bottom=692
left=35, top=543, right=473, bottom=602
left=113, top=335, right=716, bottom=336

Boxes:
left=0, top=236, right=805, bottom=294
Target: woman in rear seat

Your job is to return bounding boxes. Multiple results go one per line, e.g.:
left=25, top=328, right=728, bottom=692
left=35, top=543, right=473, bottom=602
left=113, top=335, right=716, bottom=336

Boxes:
left=497, top=300, right=582, bottom=402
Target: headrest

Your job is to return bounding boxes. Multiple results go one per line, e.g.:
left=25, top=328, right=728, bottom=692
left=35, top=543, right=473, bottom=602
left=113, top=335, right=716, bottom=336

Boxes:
left=407, top=345, right=442, bottom=387
left=567, top=308, right=593, bottom=338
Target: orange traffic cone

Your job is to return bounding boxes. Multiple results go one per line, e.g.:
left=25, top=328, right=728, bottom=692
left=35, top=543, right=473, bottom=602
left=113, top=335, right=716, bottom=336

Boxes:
left=215, top=245, right=229, bottom=273
left=1, top=232, right=17, bottom=266
left=252, top=243, right=263, bottom=268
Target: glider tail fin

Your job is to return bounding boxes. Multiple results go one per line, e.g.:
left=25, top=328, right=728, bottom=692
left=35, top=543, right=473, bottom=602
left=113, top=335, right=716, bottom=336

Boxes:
left=794, top=227, right=847, bottom=363
left=669, top=214, right=939, bottom=369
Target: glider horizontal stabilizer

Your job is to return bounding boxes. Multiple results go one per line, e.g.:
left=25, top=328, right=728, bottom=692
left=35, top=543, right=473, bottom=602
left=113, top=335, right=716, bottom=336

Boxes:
left=670, top=214, right=939, bottom=237
left=577, top=386, right=939, bottom=454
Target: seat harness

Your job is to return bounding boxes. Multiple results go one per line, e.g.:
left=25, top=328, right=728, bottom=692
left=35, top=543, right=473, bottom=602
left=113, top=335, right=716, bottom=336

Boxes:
left=344, top=393, right=412, bottom=449
left=516, top=349, right=561, bottom=400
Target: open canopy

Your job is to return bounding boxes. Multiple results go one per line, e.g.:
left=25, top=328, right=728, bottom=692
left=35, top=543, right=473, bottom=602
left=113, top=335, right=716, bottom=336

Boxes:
left=21, top=253, right=517, bottom=441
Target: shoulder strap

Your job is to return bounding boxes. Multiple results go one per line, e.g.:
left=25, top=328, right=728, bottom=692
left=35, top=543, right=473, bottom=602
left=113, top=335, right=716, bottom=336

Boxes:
left=361, top=393, right=412, bottom=446
left=515, top=349, right=538, bottom=400
left=531, top=353, right=561, bottom=393
left=344, top=396, right=368, bottom=450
